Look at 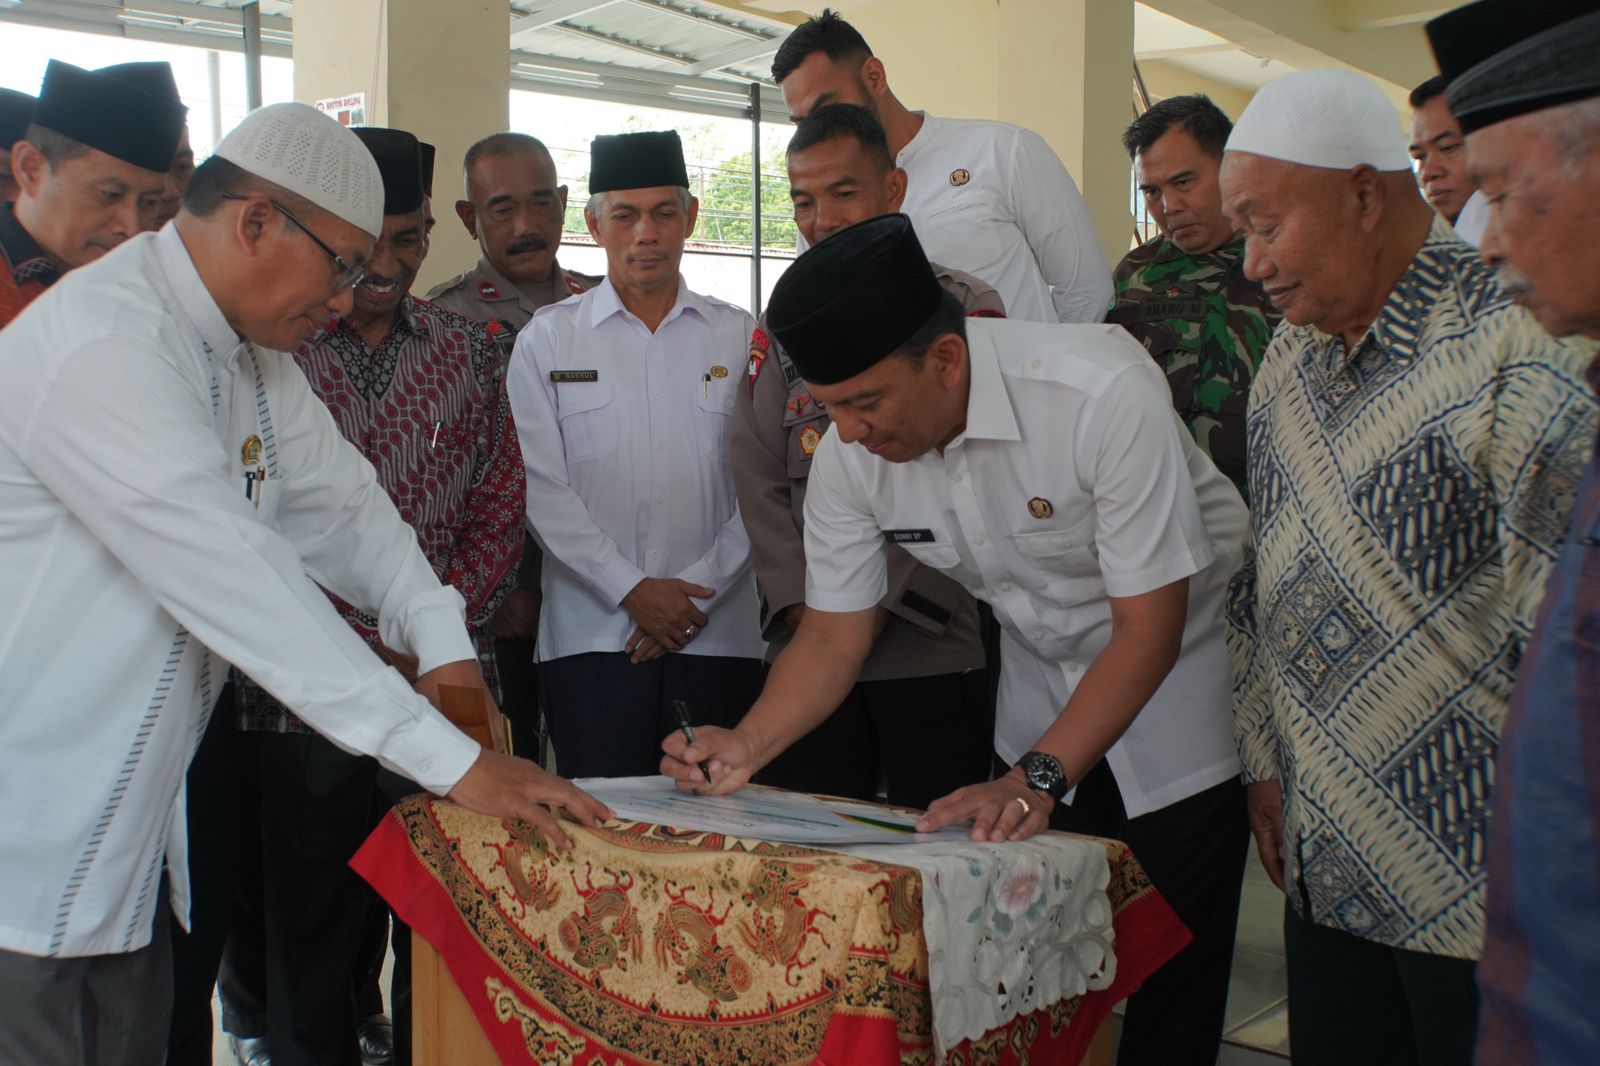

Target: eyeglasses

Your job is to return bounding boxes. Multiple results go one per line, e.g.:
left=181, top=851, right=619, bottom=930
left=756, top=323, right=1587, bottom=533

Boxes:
left=221, top=194, right=366, bottom=291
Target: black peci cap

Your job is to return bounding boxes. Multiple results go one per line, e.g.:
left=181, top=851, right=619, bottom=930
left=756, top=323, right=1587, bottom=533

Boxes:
left=1427, top=1, right=1600, bottom=133
left=588, top=130, right=689, bottom=193
left=418, top=141, right=435, bottom=198
left=30, top=59, right=185, bottom=172
left=766, top=214, right=943, bottom=386
left=352, top=127, right=425, bottom=216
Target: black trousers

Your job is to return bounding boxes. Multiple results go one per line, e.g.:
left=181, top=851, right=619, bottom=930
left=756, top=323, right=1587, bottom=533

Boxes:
left=756, top=669, right=993, bottom=810
left=167, top=684, right=246, bottom=1066
left=493, top=635, right=543, bottom=762
left=216, top=731, right=392, bottom=1066
left=539, top=652, right=764, bottom=778
left=2, top=878, right=173, bottom=1066
left=1284, top=905, right=1479, bottom=1066
left=1046, top=760, right=1248, bottom=1066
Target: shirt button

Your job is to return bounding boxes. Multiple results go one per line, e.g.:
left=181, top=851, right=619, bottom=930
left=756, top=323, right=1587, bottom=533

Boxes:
left=1066, top=661, right=1080, bottom=672
left=655, top=495, right=665, bottom=503
left=951, top=472, right=963, bottom=483
left=417, top=759, right=431, bottom=775
left=1032, top=631, right=1045, bottom=642
left=654, top=443, right=663, bottom=452
left=1001, top=582, right=1014, bottom=592
left=1031, top=359, right=1041, bottom=369
left=974, top=535, right=987, bottom=546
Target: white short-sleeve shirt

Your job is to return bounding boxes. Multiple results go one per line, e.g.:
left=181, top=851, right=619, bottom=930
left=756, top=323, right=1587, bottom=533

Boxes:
left=507, top=276, right=765, bottom=662
left=897, top=113, right=1113, bottom=326
left=803, top=319, right=1246, bottom=816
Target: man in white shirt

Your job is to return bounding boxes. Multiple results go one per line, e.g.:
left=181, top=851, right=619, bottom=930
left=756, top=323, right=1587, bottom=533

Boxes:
left=507, top=130, right=765, bottom=779
left=662, top=214, right=1249, bottom=1065
left=770, top=8, right=1112, bottom=325
left=0, top=102, right=607, bottom=1066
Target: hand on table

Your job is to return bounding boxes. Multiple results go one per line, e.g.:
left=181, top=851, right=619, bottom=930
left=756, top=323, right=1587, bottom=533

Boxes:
left=1247, top=779, right=1287, bottom=891
left=621, top=578, right=713, bottom=662
left=659, top=724, right=762, bottom=796
left=447, top=751, right=612, bottom=849
left=915, top=768, right=1054, bottom=841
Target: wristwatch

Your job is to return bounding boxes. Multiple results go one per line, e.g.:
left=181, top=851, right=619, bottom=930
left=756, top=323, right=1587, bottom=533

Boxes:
left=1017, top=751, right=1070, bottom=801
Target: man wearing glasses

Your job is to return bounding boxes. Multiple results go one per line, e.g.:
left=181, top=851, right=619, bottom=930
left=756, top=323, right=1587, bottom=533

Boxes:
left=0, top=102, right=608, bottom=1066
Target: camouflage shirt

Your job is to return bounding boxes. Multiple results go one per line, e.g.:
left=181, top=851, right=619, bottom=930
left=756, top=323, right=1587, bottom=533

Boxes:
left=1107, top=235, right=1278, bottom=500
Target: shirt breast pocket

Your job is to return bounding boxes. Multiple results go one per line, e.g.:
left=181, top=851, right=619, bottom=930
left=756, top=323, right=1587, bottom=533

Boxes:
left=1008, top=514, right=1103, bottom=599
left=695, top=377, right=738, bottom=463
left=924, top=189, right=1010, bottom=273
left=556, top=382, right=617, bottom=464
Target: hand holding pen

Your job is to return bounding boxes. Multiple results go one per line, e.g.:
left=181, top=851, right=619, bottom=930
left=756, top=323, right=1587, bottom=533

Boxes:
left=672, top=699, right=713, bottom=785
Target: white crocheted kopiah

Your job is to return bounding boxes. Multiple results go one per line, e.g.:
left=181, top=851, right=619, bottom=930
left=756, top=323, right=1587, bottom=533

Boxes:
left=836, top=833, right=1116, bottom=1059
left=1227, top=68, right=1412, bottom=172
left=214, top=101, right=384, bottom=237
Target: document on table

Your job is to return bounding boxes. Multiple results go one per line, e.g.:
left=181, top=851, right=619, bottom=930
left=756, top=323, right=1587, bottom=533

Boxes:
left=573, top=775, right=975, bottom=845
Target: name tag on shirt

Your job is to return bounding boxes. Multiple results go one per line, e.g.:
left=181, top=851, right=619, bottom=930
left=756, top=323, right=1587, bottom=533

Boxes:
left=550, top=370, right=599, bottom=383
left=884, top=529, right=937, bottom=544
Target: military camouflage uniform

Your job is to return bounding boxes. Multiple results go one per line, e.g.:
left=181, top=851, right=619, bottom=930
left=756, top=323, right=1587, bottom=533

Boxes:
left=1107, top=235, right=1278, bottom=500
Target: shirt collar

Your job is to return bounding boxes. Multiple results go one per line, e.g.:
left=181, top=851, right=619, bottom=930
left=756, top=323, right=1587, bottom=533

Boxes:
left=586, top=273, right=704, bottom=331
left=326, top=293, right=426, bottom=345
left=153, top=224, right=244, bottom=364
left=1351, top=214, right=1468, bottom=365
left=0, top=201, right=60, bottom=287
left=896, top=110, right=938, bottom=166
left=958, top=325, right=1022, bottom=443
left=1152, top=233, right=1245, bottom=269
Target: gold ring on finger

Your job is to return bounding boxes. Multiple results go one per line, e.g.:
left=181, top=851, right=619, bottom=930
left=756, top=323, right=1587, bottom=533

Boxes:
left=1014, top=796, right=1031, bottom=816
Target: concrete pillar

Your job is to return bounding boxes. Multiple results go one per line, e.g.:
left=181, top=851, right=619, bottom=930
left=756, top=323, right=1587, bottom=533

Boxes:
left=997, top=0, right=1136, bottom=266
left=841, top=0, right=1135, bottom=266
left=292, top=0, right=510, bottom=292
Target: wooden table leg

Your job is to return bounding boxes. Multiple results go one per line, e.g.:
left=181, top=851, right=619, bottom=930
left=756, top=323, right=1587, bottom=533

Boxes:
left=411, top=929, right=501, bottom=1066
left=1081, top=1012, right=1116, bottom=1066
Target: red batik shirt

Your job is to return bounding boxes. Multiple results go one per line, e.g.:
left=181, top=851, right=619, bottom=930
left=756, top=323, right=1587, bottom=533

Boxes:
left=236, top=296, right=525, bottom=732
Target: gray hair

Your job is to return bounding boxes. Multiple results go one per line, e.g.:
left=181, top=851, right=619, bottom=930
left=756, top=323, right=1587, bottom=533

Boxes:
left=585, top=186, right=693, bottom=217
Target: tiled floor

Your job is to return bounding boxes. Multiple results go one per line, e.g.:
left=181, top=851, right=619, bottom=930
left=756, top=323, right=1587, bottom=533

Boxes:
left=1102, top=848, right=1291, bottom=1064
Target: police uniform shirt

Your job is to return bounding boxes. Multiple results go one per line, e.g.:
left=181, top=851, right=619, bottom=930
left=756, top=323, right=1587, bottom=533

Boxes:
left=800, top=317, right=1247, bottom=817
left=733, top=262, right=1003, bottom=680
left=896, top=113, right=1113, bottom=326
left=506, top=275, right=765, bottom=663
left=0, top=227, right=481, bottom=958
left=426, top=255, right=598, bottom=353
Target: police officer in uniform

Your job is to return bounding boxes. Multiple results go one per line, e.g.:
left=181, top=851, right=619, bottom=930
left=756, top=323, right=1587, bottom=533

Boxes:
left=427, top=132, right=599, bottom=760
left=1, top=60, right=184, bottom=327
left=737, top=103, right=1001, bottom=808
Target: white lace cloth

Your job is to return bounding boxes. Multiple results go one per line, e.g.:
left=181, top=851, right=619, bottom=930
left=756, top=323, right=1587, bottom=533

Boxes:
left=834, top=833, right=1117, bottom=1059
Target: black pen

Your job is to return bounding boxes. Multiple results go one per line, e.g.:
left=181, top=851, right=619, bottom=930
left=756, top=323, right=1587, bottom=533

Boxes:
left=671, top=699, right=713, bottom=785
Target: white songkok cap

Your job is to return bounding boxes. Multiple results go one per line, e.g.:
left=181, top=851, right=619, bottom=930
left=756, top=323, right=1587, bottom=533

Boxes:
left=1226, top=69, right=1411, bottom=172
left=213, top=102, right=384, bottom=237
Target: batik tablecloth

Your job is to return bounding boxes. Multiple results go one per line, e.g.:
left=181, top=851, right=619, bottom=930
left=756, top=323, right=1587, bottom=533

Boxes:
left=352, top=794, right=1190, bottom=1065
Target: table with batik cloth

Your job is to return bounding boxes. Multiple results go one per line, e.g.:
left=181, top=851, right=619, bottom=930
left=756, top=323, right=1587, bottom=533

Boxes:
left=352, top=794, right=1190, bottom=1066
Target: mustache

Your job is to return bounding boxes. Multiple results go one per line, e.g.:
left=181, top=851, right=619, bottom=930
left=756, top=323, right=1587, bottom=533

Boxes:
left=1496, top=268, right=1533, bottom=298
left=505, top=235, right=549, bottom=256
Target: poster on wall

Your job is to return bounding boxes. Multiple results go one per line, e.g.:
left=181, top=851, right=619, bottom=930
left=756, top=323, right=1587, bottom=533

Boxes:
left=313, top=93, right=366, bottom=127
